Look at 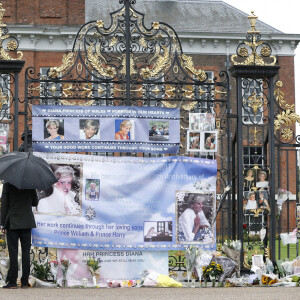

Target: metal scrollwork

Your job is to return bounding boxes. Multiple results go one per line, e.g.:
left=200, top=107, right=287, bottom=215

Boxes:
left=0, top=4, right=23, bottom=60
left=274, top=80, right=300, bottom=143
left=231, top=12, right=276, bottom=66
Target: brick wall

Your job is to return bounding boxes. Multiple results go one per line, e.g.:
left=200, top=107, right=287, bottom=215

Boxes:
left=2, top=0, right=85, bottom=25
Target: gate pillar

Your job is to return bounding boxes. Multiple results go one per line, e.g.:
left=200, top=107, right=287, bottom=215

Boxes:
left=0, top=4, right=24, bottom=151
left=230, top=12, right=280, bottom=265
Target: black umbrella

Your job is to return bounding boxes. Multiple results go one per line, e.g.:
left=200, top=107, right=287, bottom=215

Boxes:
left=0, top=152, right=57, bottom=190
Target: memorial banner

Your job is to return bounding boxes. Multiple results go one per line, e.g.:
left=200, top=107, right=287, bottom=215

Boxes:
left=56, top=249, right=168, bottom=286
left=32, top=105, right=180, bottom=154
left=32, top=152, right=217, bottom=250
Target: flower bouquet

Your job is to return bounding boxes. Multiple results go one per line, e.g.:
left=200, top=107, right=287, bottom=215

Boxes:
left=60, top=259, right=71, bottom=287
left=49, top=261, right=59, bottom=285
left=261, top=274, right=279, bottom=285
left=32, top=260, right=51, bottom=282
left=222, top=239, right=241, bottom=277
left=277, top=188, right=292, bottom=218
left=87, top=257, right=101, bottom=287
left=202, top=261, right=224, bottom=287
left=185, top=246, right=197, bottom=287
left=194, top=248, right=212, bottom=287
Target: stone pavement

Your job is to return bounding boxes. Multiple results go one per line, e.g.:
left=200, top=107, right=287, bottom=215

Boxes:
left=1, top=287, right=299, bottom=300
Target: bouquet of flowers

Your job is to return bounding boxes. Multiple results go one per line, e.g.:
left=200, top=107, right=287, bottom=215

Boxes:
left=185, top=246, right=197, bottom=286
left=49, top=261, right=59, bottom=284
left=60, top=259, right=71, bottom=287
left=87, top=258, right=101, bottom=286
left=202, top=261, right=224, bottom=287
left=121, top=280, right=138, bottom=287
left=194, top=248, right=212, bottom=287
left=222, top=239, right=241, bottom=252
left=277, top=188, right=292, bottom=217
left=0, top=238, right=6, bottom=249
left=32, top=260, right=51, bottom=282
left=222, top=240, right=241, bottom=276
left=261, top=274, right=279, bottom=285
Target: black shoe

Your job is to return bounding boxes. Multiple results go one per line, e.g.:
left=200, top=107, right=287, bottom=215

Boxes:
left=21, top=283, right=29, bottom=289
left=3, top=282, right=17, bottom=289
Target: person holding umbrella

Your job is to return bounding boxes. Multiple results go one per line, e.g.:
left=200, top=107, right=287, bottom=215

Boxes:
left=1, top=183, right=38, bottom=288
left=0, top=152, right=57, bottom=289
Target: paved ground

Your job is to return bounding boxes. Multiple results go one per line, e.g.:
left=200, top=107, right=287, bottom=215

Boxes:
left=1, top=287, right=299, bottom=300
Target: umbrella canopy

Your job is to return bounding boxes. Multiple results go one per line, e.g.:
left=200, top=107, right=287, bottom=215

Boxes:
left=0, top=152, right=57, bottom=190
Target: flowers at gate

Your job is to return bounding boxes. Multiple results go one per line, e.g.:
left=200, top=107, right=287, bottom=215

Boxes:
left=87, top=258, right=101, bottom=286
left=121, top=280, right=138, bottom=287
left=202, top=261, right=224, bottom=279
left=277, top=188, right=292, bottom=217
left=87, top=257, right=101, bottom=273
left=49, top=261, right=59, bottom=283
left=0, top=238, right=6, bottom=247
left=32, top=260, right=52, bottom=281
left=223, top=239, right=241, bottom=252
left=261, top=274, right=278, bottom=285
left=60, top=259, right=71, bottom=277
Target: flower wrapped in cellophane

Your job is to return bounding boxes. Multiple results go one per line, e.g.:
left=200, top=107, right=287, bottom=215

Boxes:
left=277, top=188, right=292, bottom=217
left=49, top=261, right=59, bottom=284
left=261, top=273, right=279, bottom=285
left=87, top=257, right=101, bottom=286
left=202, top=261, right=224, bottom=287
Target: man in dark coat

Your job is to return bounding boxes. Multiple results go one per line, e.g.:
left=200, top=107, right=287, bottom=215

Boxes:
left=0, top=182, right=38, bottom=289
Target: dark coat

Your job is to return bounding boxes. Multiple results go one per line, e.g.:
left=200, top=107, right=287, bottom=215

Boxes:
left=0, top=182, right=38, bottom=229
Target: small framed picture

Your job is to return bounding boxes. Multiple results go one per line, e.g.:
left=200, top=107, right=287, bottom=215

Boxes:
left=189, top=113, right=200, bottom=131
left=148, top=121, right=169, bottom=141
left=205, top=113, right=216, bottom=131
left=202, top=131, right=217, bottom=152
left=79, top=119, right=100, bottom=140
left=252, top=254, right=264, bottom=268
left=115, top=119, right=135, bottom=141
left=187, top=131, right=201, bottom=151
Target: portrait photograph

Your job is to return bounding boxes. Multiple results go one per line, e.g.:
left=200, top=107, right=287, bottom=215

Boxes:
left=148, top=120, right=169, bottom=141
left=36, top=163, right=82, bottom=216
left=187, top=131, right=201, bottom=151
left=115, top=119, right=134, bottom=141
left=203, top=131, right=217, bottom=152
left=44, top=119, right=65, bottom=140
left=85, top=179, right=100, bottom=201
left=189, top=113, right=200, bottom=131
left=79, top=119, right=100, bottom=140
left=243, top=168, right=256, bottom=191
left=176, top=190, right=215, bottom=244
left=256, top=169, right=269, bottom=188
left=144, top=221, right=172, bottom=242
left=243, top=191, right=258, bottom=211
left=205, top=113, right=216, bottom=131
left=257, top=190, right=270, bottom=211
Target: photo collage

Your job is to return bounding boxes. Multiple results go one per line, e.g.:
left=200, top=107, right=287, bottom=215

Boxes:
left=243, top=168, right=270, bottom=213
left=43, top=118, right=171, bottom=142
left=187, top=113, right=217, bottom=152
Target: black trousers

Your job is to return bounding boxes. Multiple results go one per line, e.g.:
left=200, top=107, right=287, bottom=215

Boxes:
left=6, top=228, right=31, bottom=285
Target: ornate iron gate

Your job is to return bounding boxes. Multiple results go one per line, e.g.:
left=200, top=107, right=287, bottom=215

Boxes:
left=23, top=0, right=232, bottom=242
left=4, top=0, right=299, bottom=270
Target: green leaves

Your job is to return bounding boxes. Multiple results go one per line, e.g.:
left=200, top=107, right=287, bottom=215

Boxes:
left=31, top=261, right=51, bottom=281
